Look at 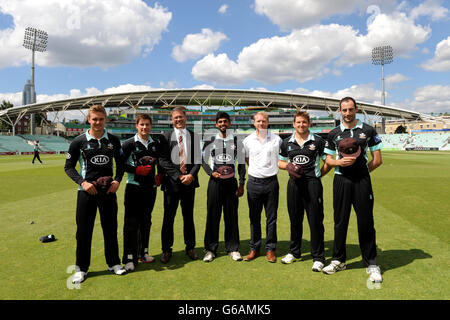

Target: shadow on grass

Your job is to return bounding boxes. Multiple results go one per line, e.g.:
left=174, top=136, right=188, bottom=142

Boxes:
left=375, top=248, right=432, bottom=273
left=83, top=248, right=204, bottom=279
left=87, top=240, right=432, bottom=277
left=248, top=238, right=433, bottom=274
left=343, top=247, right=432, bottom=273
left=86, top=270, right=112, bottom=279
left=131, top=248, right=204, bottom=273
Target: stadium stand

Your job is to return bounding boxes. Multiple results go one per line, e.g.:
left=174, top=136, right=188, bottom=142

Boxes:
left=0, top=135, right=34, bottom=153
left=2, top=130, right=448, bottom=155
left=380, top=132, right=450, bottom=150
left=20, top=134, right=70, bottom=153
left=380, top=134, right=409, bottom=150
left=407, top=132, right=449, bottom=149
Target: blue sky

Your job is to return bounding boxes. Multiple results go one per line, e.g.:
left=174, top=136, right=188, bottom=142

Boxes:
left=0, top=0, right=449, bottom=116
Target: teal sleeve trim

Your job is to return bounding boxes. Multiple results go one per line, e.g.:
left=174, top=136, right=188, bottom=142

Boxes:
left=369, top=142, right=383, bottom=152
left=324, top=148, right=335, bottom=155
left=278, top=155, right=288, bottom=161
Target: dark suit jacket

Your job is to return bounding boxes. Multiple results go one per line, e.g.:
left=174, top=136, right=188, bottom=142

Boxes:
left=159, top=129, right=201, bottom=193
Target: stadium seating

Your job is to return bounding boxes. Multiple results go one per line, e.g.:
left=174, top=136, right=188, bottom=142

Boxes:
left=407, top=132, right=449, bottom=149
left=380, top=132, right=450, bottom=150
left=20, top=134, right=70, bottom=153
left=0, top=135, right=34, bottom=153
left=380, top=134, right=409, bottom=150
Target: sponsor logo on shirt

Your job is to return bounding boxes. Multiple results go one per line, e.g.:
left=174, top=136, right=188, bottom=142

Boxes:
left=293, top=155, right=310, bottom=165
left=216, top=153, right=232, bottom=162
left=90, top=155, right=110, bottom=165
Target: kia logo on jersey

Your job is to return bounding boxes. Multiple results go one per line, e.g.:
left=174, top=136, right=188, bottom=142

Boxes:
left=91, top=155, right=110, bottom=165
left=293, top=155, right=309, bottom=165
left=216, top=153, right=232, bottom=162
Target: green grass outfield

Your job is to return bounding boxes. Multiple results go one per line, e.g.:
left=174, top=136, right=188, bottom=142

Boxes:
left=0, top=151, right=449, bottom=300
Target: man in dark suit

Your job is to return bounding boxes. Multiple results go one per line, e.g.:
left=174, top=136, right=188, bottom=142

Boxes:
left=158, top=106, right=201, bottom=263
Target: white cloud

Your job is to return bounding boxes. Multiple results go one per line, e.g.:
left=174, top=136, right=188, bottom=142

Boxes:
left=412, top=85, right=450, bottom=113
left=291, top=82, right=450, bottom=114
left=395, top=85, right=450, bottom=113
left=421, top=36, right=450, bottom=72
left=192, top=13, right=430, bottom=85
left=159, top=81, right=178, bottom=89
left=254, top=0, right=444, bottom=31
left=192, top=24, right=357, bottom=85
left=103, top=84, right=154, bottom=94
left=254, top=0, right=364, bottom=31
left=292, top=83, right=383, bottom=105
left=218, top=4, right=228, bottom=14
left=172, top=28, right=228, bottom=63
left=0, top=92, right=22, bottom=107
left=192, top=84, right=215, bottom=90
left=0, top=0, right=172, bottom=69
left=335, top=12, right=430, bottom=67
left=0, top=84, right=156, bottom=109
left=409, top=0, right=449, bottom=21
left=192, top=53, right=245, bottom=85
left=385, top=73, right=410, bottom=84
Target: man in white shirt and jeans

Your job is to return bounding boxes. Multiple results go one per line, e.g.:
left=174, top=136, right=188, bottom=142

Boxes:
left=242, top=111, right=282, bottom=263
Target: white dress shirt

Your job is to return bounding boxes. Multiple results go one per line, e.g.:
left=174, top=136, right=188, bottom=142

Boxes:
left=174, top=127, right=188, bottom=154
left=243, top=131, right=282, bottom=178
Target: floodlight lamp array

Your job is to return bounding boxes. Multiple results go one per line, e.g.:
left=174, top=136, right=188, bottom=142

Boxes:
left=372, top=45, right=393, bottom=65
left=23, top=27, right=48, bottom=52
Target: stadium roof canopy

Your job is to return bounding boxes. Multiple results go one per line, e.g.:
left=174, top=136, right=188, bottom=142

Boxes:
left=0, top=88, right=423, bottom=122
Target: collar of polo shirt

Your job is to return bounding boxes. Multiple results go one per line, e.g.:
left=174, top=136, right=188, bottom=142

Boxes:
left=215, top=132, right=234, bottom=141
left=85, top=130, right=108, bottom=141
left=134, top=133, right=153, bottom=148
left=340, top=119, right=363, bottom=132
left=289, top=132, right=315, bottom=145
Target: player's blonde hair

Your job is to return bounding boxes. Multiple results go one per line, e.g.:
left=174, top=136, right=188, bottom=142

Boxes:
left=88, top=105, right=107, bottom=118
left=253, top=111, right=269, bottom=121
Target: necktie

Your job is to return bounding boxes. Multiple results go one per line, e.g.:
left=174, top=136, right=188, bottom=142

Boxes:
left=179, top=134, right=187, bottom=174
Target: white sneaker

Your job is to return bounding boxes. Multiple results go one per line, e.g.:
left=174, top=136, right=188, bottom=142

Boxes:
left=312, top=261, right=325, bottom=272
left=203, top=251, right=215, bottom=262
left=322, top=260, right=346, bottom=274
left=72, top=271, right=87, bottom=284
left=229, top=251, right=243, bottom=261
left=281, top=253, right=301, bottom=264
left=124, top=262, right=135, bottom=272
left=108, top=264, right=127, bottom=275
left=366, top=265, right=383, bottom=283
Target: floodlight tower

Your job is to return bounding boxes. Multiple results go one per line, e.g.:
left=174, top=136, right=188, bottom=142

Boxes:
left=372, top=45, right=393, bottom=105
left=372, top=45, right=393, bottom=134
left=23, top=27, right=48, bottom=134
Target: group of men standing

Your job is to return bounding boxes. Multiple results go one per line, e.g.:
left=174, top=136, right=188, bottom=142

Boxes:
left=64, top=96, right=383, bottom=285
